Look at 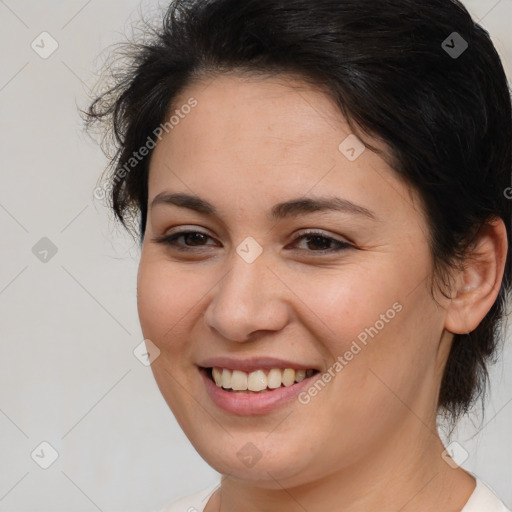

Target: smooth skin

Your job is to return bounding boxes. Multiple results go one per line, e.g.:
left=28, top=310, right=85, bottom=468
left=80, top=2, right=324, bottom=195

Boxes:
left=136, top=73, right=508, bottom=512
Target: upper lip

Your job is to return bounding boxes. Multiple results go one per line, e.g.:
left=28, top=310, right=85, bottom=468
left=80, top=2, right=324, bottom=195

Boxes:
left=198, top=357, right=320, bottom=373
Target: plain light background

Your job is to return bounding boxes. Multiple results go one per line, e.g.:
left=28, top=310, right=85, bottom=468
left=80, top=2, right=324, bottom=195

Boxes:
left=0, top=1, right=511, bottom=511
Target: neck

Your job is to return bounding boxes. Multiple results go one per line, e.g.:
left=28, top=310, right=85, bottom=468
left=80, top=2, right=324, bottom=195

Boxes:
left=212, top=419, right=475, bottom=512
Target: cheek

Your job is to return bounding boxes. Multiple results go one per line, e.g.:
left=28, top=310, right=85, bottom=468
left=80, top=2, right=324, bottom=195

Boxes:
left=328, top=282, right=443, bottom=429
left=290, top=260, right=440, bottom=397
left=283, top=263, right=403, bottom=353
left=136, top=252, right=205, bottom=422
left=136, top=252, right=204, bottom=347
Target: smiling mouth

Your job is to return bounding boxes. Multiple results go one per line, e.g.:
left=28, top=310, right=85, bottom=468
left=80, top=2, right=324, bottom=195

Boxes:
left=204, top=367, right=320, bottom=393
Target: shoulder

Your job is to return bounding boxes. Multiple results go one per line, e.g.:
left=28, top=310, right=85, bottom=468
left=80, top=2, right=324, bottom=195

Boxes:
left=462, top=478, right=510, bottom=512
left=151, top=482, right=220, bottom=512
left=149, top=477, right=510, bottom=512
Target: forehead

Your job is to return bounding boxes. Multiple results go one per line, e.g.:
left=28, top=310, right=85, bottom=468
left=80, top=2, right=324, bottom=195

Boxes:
left=171, top=72, right=349, bottom=150
left=148, top=73, right=421, bottom=224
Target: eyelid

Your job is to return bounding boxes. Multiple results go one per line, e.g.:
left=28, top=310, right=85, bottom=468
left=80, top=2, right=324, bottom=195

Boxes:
left=293, top=228, right=351, bottom=244
left=151, top=227, right=217, bottom=248
left=163, top=225, right=211, bottom=237
left=152, top=226, right=353, bottom=255
left=159, top=226, right=350, bottom=243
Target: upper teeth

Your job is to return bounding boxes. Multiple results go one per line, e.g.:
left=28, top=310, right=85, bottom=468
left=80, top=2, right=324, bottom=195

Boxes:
left=211, top=367, right=314, bottom=391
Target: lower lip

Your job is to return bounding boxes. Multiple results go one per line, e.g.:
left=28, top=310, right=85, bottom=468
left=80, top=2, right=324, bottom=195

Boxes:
left=199, top=368, right=318, bottom=415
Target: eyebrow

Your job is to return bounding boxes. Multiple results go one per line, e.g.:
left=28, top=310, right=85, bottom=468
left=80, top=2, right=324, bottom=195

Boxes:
left=150, top=192, right=378, bottom=221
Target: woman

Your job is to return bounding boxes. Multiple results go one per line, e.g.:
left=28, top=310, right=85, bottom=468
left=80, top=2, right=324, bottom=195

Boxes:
left=86, top=0, right=512, bottom=510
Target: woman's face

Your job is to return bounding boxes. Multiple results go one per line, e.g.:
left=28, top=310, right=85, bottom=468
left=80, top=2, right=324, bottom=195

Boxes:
left=137, top=73, right=452, bottom=487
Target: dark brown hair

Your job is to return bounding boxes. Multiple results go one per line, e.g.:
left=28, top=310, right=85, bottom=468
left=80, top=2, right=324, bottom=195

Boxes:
left=86, top=0, right=512, bottom=426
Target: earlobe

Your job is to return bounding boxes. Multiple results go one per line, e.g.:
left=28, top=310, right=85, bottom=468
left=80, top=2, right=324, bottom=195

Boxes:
left=444, top=217, right=508, bottom=335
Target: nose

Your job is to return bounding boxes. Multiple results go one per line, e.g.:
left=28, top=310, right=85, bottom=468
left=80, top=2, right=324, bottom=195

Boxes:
left=203, top=250, right=289, bottom=342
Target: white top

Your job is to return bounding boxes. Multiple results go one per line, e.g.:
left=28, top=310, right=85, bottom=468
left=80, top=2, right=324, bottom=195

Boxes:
left=153, top=478, right=511, bottom=512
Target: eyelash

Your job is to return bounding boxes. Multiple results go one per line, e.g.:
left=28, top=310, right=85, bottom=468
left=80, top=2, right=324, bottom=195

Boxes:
left=152, top=229, right=352, bottom=254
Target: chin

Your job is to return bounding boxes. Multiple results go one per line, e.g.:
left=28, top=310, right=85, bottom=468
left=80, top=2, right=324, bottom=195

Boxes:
left=190, top=434, right=320, bottom=488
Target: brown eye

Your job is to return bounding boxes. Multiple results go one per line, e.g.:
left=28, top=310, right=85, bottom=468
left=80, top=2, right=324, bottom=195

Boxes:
left=303, top=234, right=333, bottom=251
left=180, top=232, right=209, bottom=246
left=153, top=231, right=217, bottom=251
left=291, top=231, right=352, bottom=253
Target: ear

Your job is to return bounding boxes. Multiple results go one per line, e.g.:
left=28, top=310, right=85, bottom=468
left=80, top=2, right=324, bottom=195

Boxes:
left=444, top=217, right=508, bottom=335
